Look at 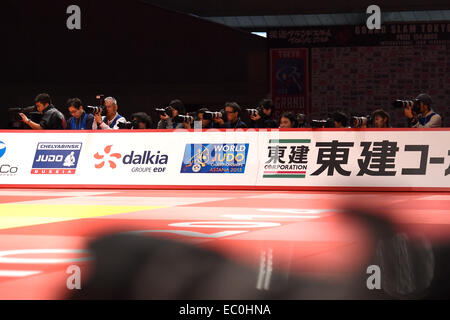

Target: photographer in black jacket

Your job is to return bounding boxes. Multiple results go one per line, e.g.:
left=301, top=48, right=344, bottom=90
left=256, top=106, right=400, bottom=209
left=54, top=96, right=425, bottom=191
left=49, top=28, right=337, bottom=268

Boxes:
left=249, top=98, right=277, bottom=128
left=20, top=93, right=66, bottom=130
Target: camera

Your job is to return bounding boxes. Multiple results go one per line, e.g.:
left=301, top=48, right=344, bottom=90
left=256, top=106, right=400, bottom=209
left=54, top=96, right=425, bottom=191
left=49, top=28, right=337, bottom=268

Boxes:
left=296, top=113, right=307, bottom=128
left=311, top=118, right=335, bottom=128
left=392, top=99, right=420, bottom=113
left=246, top=108, right=260, bottom=117
left=351, top=115, right=372, bottom=128
left=8, top=106, right=42, bottom=122
left=155, top=107, right=173, bottom=118
left=117, top=120, right=139, bottom=129
left=202, top=111, right=224, bottom=120
left=173, top=114, right=194, bottom=124
left=85, top=94, right=106, bottom=114
left=84, top=105, right=104, bottom=114
left=8, top=105, right=36, bottom=114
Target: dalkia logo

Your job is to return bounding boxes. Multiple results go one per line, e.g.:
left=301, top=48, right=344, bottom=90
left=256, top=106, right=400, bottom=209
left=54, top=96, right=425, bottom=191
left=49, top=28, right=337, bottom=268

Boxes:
left=32, top=142, right=82, bottom=175
left=94, top=145, right=169, bottom=172
left=94, top=145, right=122, bottom=169
left=123, top=151, right=168, bottom=165
left=181, top=143, right=249, bottom=174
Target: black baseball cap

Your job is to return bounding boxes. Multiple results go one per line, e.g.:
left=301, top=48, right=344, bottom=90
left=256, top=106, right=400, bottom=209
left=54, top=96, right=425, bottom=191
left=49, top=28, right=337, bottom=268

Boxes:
left=415, top=93, right=432, bottom=106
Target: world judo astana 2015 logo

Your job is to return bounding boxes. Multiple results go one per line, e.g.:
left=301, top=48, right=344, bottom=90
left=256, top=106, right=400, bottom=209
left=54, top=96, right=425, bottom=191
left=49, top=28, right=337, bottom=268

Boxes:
left=185, top=145, right=210, bottom=173
left=181, top=144, right=249, bottom=174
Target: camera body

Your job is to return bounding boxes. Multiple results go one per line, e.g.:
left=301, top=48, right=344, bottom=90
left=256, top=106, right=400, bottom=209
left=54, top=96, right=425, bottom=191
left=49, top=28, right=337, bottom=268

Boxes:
left=246, top=107, right=262, bottom=118
left=117, top=120, right=139, bottom=129
left=155, top=107, right=173, bottom=118
left=8, top=106, right=37, bottom=121
left=311, top=118, right=335, bottom=128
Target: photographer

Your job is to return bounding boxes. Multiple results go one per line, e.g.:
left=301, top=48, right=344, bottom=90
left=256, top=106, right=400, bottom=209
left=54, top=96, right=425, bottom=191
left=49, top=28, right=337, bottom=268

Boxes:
left=93, top=96, right=126, bottom=130
left=249, top=98, right=277, bottom=128
left=332, top=111, right=349, bottom=128
left=130, top=112, right=152, bottom=129
left=157, top=99, right=187, bottom=129
left=66, top=98, right=95, bottom=130
left=372, top=109, right=391, bottom=128
left=404, top=93, right=442, bottom=128
left=194, top=108, right=216, bottom=129
left=19, top=93, right=66, bottom=130
left=279, top=112, right=298, bottom=128
left=214, top=102, right=247, bottom=129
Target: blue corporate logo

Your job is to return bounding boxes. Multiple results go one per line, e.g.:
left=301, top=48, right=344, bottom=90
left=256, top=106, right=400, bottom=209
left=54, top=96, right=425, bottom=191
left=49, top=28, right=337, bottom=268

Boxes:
left=0, top=141, right=6, bottom=159
left=32, top=142, right=82, bottom=174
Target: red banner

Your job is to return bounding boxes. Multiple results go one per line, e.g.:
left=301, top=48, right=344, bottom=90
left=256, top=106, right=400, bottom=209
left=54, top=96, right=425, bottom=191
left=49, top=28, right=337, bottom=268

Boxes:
left=270, top=48, right=310, bottom=120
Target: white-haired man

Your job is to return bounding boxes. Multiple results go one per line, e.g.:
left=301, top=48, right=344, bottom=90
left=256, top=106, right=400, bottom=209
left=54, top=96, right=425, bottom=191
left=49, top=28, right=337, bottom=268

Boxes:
left=93, top=96, right=127, bottom=130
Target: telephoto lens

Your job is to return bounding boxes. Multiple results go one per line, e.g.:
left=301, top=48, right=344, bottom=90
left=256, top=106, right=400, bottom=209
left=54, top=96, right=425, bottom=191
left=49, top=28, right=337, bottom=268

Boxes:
left=174, top=115, right=194, bottom=124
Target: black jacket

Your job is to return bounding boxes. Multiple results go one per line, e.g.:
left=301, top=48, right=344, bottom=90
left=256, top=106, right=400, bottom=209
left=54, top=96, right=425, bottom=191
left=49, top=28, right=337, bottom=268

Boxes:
left=251, top=114, right=278, bottom=128
left=40, top=105, right=66, bottom=129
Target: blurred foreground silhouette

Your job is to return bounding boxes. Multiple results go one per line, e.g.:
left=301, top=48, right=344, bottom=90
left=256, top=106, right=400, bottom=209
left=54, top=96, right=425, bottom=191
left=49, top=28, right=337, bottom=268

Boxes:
left=68, top=207, right=450, bottom=300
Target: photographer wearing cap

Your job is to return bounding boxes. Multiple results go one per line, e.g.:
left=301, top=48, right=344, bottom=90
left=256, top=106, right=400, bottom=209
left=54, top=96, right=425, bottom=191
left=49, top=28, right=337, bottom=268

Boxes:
left=66, top=98, right=95, bottom=130
left=157, top=99, right=187, bottom=129
left=404, top=93, right=442, bottom=128
left=93, top=96, right=126, bottom=130
left=249, top=98, right=277, bottom=128
left=20, top=93, right=66, bottom=130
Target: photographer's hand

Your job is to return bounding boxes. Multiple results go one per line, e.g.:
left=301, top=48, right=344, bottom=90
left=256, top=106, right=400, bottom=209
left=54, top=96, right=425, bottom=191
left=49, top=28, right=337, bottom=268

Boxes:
left=250, top=114, right=261, bottom=121
left=94, top=112, right=103, bottom=127
left=19, top=113, right=29, bottom=124
left=19, top=113, right=43, bottom=130
left=160, top=113, right=170, bottom=121
left=404, top=106, right=414, bottom=119
left=214, top=117, right=224, bottom=126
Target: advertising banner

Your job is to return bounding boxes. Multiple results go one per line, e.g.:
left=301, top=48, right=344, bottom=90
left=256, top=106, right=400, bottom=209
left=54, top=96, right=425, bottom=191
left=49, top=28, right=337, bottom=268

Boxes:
left=0, top=130, right=449, bottom=191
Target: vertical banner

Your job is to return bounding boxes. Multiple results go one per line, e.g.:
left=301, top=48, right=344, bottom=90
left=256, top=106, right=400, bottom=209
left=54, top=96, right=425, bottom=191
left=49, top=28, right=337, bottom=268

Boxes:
left=270, top=48, right=310, bottom=120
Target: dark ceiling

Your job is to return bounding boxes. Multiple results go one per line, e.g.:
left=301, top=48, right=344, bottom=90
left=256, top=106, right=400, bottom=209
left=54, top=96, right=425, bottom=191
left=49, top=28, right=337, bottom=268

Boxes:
left=142, top=0, right=450, bottom=17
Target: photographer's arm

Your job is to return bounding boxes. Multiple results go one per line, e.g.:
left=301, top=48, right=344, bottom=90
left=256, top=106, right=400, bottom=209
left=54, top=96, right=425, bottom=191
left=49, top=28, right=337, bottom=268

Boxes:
left=213, top=117, right=225, bottom=127
left=404, top=107, right=419, bottom=127
left=19, top=113, right=43, bottom=130
left=93, top=113, right=110, bottom=130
